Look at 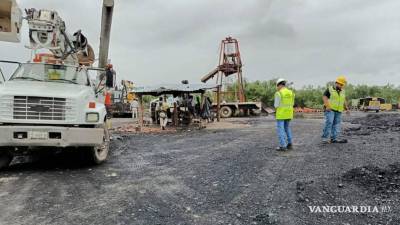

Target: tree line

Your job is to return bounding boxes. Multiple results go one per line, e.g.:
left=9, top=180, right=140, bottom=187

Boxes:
left=234, top=80, right=400, bottom=108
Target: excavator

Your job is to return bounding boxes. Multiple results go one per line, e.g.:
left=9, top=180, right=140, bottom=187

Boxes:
left=0, top=0, right=115, bottom=169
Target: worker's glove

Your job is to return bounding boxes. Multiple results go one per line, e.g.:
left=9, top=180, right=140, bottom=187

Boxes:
left=325, top=103, right=332, bottom=111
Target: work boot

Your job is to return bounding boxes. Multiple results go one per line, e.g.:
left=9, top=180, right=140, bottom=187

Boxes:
left=287, top=143, right=293, bottom=150
left=321, top=138, right=331, bottom=144
left=276, top=147, right=287, bottom=151
left=331, top=139, right=348, bottom=143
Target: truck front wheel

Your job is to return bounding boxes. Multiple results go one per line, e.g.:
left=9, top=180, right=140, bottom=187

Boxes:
left=87, top=121, right=110, bottom=164
left=220, top=106, right=233, bottom=118
left=0, top=150, right=13, bottom=170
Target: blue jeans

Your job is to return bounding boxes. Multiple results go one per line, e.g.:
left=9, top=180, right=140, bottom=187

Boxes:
left=322, top=111, right=342, bottom=141
left=276, top=120, right=292, bottom=148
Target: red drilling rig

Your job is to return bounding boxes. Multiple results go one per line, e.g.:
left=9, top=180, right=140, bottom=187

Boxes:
left=201, top=37, right=261, bottom=118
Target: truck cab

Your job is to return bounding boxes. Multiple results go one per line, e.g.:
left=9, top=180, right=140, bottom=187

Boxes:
left=0, top=62, right=110, bottom=169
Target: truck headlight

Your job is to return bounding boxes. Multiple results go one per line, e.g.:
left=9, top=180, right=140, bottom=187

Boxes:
left=86, top=113, right=99, bottom=122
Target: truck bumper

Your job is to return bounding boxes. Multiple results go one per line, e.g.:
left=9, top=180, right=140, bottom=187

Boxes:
left=0, top=126, right=104, bottom=147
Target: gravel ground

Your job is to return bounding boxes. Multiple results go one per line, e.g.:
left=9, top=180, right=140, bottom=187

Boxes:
left=0, top=113, right=399, bottom=225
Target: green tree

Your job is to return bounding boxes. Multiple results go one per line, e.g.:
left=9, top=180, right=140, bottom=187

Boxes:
left=240, top=80, right=400, bottom=108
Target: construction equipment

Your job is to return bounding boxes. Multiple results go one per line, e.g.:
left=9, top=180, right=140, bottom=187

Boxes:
left=0, top=0, right=22, bottom=42
left=380, top=103, right=392, bottom=111
left=98, top=0, right=114, bottom=69
left=359, top=97, right=385, bottom=112
left=0, top=0, right=114, bottom=169
left=110, top=80, right=136, bottom=117
left=201, top=37, right=262, bottom=118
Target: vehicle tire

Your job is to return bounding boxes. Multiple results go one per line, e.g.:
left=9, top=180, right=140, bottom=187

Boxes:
left=0, top=150, right=13, bottom=170
left=87, top=121, right=110, bottom=164
left=220, top=106, right=233, bottom=118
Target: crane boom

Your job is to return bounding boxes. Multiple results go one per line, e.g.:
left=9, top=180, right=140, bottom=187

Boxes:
left=98, top=0, right=114, bottom=69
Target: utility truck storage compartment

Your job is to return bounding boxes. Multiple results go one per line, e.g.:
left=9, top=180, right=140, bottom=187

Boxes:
left=0, top=1, right=11, bottom=32
left=0, top=0, right=21, bottom=42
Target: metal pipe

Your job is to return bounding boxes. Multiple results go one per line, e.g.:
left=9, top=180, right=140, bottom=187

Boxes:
left=98, top=0, right=114, bottom=69
left=217, top=85, right=221, bottom=122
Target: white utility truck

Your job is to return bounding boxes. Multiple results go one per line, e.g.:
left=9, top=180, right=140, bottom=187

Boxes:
left=0, top=0, right=111, bottom=169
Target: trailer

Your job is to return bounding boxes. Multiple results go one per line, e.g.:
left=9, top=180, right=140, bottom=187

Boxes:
left=214, top=102, right=262, bottom=118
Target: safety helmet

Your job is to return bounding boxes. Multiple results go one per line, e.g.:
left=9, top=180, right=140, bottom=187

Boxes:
left=336, top=75, right=347, bottom=86
left=276, top=78, right=286, bottom=86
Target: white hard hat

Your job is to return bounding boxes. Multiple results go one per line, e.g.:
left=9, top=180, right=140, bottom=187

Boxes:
left=276, top=78, right=286, bottom=86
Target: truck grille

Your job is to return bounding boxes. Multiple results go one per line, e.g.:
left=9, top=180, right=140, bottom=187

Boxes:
left=0, top=96, right=13, bottom=119
left=13, top=96, right=75, bottom=121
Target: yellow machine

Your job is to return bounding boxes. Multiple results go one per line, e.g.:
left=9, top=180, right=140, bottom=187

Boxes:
left=359, top=97, right=385, bottom=112
left=110, top=80, right=136, bottom=117
left=123, top=80, right=136, bottom=102
left=380, top=103, right=392, bottom=111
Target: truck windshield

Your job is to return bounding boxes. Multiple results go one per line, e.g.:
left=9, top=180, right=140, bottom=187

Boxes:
left=9, top=63, right=89, bottom=85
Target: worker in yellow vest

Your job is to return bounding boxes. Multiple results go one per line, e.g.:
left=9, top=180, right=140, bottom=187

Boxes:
left=157, top=97, right=170, bottom=130
left=321, top=75, right=350, bottom=144
left=274, top=78, right=295, bottom=151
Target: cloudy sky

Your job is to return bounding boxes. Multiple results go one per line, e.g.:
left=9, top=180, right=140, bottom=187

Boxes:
left=2, top=0, right=400, bottom=87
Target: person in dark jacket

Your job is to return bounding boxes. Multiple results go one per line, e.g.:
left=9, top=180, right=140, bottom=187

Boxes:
left=105, top=64, right=116, bottom=89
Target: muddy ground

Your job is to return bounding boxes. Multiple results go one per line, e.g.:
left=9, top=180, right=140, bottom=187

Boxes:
left=0, top=112, right=399, bottom=225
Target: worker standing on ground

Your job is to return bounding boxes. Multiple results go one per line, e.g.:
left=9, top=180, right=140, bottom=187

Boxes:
left=321, top=76, right=350, bottom=144
left=157, top=97, right=170, bottom=130
left=274, top=78, right=295, bottom=151
left=131, top=98, right=139, bottom=119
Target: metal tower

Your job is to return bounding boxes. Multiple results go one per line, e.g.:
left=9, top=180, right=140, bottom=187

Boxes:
left=201, top=37, right=246, bottom=102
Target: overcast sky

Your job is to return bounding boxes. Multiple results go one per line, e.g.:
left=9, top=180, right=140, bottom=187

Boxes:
left=2, top=0, right=400, bottom=87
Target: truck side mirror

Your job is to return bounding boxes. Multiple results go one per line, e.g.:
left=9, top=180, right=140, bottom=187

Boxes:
left=0, top=0, right=22, bottom=43
left=87, top=68, right=106, bottom=96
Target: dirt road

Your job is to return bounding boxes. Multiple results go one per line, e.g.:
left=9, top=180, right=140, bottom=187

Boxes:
left=0, top=114, right=399, bottom=225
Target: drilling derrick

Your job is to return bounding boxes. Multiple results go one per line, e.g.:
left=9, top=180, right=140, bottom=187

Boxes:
left=202, top=37, right=246, bottom=102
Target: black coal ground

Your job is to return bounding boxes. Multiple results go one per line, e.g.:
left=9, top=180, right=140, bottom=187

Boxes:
left=344, top=113, right=400, bottom=136
left=0, top=113, right=399, bottom=225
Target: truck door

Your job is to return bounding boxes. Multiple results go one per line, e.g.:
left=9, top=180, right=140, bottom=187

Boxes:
left=0, top=0, right=22, bottom=43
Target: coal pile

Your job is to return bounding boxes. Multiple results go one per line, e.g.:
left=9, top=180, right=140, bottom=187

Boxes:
left=345, top=113, right=400, bottom=136
left=342, top=163, right=400, bottom=196
left=251, top=213, right=278, bottom=225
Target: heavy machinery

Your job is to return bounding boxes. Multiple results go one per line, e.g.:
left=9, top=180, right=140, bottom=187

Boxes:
left=201, top=37, right=262, bottom=118
left=110, top=80, right=136, bottom=117
left=359, top=97, right=385, bottom=113
left=0, top=0, right=114, bottom=169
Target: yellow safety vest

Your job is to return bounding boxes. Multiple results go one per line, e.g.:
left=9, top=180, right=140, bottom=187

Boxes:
left=160, top=102, right=169, bottom=111
left=275, top=87, right=295, bottom=120
left=328, top=86, right=346, bottom=112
